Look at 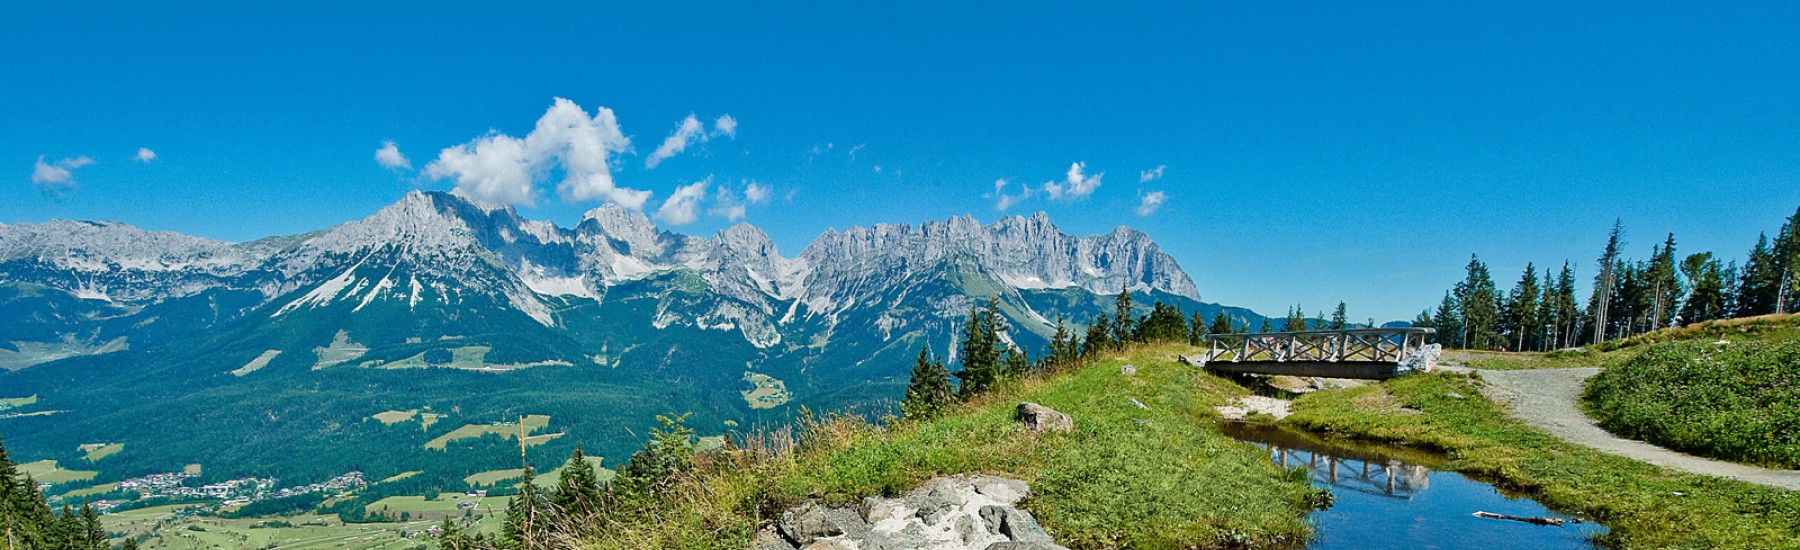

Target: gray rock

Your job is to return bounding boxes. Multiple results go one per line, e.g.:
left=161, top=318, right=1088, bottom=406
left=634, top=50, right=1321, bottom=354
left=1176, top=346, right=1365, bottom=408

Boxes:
left=863, top=496, right=905, bottom=523
left=1015, top=402, right=1072, bottom=433
left=979, top=505, right=1007, bottom=534
left=1128, top=397, right=1147, bottom=409
left=999, top=508, right=1053, bottom=542
left=862, top=523, right=929, bottom=550
left=985, top=542, right=1072, bottom=550
left=800, top=541, right=854, bottom=550
left=751, top=527, right=798, bottom=550
left=955, top=514, right=981, bottom=544
left=1121, top=364, right=1137, bottom=375
left=780, top=504, right=868, bottom=544
left=971, top=476, right=1029, bottom=505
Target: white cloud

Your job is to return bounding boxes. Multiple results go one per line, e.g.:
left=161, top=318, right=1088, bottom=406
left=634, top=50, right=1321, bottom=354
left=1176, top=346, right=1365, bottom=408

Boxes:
left=135, top=148, right=157, bottom=163
left=374, top=141, right=411, bottom=170
left=711, top=186, right=746, bottom=221
left=423, top=97, right=644, bottom=209
left=1136, top=190, right=1167, bottom=216
left=655, top=177, right=710, bottom=225
left=31, top=156, right=95, bottom=193
left=713, top=114, right=737, bottom=138
left=646, top=114, right=706, bottom=169
left=991, top=178, right=1033, bottom=211
left=848, top=144, right=865, bottom=162
left=744, top=181, right=771, bottom=204
left=1043, top=162, right=1102, bottom=201
left=1139, top=165, right=1165, bottom=183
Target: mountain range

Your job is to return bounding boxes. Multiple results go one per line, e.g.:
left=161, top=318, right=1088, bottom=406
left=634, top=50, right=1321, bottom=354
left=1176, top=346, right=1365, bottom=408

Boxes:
left=0, top=191, right=1263, bottom=491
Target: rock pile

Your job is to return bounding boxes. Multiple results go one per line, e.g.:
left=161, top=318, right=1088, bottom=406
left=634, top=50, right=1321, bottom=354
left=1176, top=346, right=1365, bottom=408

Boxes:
left=755, top=475, right=1069, bottom=550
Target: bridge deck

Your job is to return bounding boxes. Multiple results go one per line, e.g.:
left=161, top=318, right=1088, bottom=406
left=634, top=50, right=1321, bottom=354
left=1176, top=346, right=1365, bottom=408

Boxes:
left=1189, top=327, right=1437, bottom=380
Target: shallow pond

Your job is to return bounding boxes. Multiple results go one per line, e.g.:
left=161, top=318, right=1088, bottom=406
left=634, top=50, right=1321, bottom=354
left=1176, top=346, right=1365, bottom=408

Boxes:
left=1222, top=422, right=1608, bottom=549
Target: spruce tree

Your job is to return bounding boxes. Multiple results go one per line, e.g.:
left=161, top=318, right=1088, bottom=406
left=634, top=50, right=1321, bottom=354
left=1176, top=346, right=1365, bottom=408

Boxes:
left=1738, top=233, right=1781, bottom=316
left=1432, top=292, right=1462, bottom=348
left=954, top=301, right=1006, bottom=397
left=1680, top=253, right=1727, bottom=324
left=551, top=445, right=604, bottom=519
left=1504, top=263, right=1541, bottom=352
left=1647, top=234, right=1683, bottom=328
left=1329, top=302, right=1348, bottom=330
left=1455, top=255, right=1501, bottom=349
left=79, top=501, right=104, bottom=550
left=1082, top=315, right=1112, bottom=357
left=1775, top=206, right=1800, bottom=313
left=1113, top=284, right=1138, bottom=344
left=903, top=345, right=954, bottom=419
left=502, top=467, right=545, bottom=549
left=1208, top=311, right=1234, bottom=335
left=1283, top=306, right=1307, bottom=332
left=1590, top=220, right=1625, bottom=343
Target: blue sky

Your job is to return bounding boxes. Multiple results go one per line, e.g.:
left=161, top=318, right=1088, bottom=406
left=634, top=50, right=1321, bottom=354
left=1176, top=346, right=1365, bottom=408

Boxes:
left=5, top=2, right=1799, bottom=322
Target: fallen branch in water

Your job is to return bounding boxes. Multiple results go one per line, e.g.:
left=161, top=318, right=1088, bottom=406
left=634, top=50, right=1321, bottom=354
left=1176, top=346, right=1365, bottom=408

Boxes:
left=1473, top=511, right=1583, bottom=526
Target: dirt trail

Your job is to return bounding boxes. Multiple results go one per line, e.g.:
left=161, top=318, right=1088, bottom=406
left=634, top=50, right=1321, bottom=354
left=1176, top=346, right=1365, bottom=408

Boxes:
left=1467, top=367, right=1800, bottom=491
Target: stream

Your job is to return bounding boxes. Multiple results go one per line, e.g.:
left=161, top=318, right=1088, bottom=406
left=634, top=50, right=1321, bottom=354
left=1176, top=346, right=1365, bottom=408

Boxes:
left=1222, top=422, right=1609, bottom=549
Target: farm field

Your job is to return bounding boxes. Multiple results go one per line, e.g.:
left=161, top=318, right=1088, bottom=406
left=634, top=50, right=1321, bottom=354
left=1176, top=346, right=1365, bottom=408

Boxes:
left=80, top=442, right=124, bottom=462
left=424, top=414, right=551, bottom=450
left=19, top=459, right=98, bottom=485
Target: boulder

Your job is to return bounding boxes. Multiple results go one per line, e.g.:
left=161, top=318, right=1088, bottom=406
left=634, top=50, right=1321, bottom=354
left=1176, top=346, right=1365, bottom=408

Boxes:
left=1120, top=364, right=1137, bottom=375
left=998, top=508, right=1053, bottom=542
left=1015, top=402, right=1072, bottom=433
left=751, top=527, right=799, bottom=550
left=780, top=503, right=869, bottom=545
left=971, top=476, right=1029, bottom=505
left=984, top=542, right=1073, bottom=550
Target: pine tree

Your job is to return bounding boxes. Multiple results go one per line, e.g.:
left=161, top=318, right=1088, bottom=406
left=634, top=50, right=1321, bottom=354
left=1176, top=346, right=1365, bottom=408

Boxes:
left=1455, top=255, right=1502, bottom=349
left=1550, top=262, right=1581, bottom=349
left=1082, top=315, right=1112, bottom=358
left=1774, top=206, right=1800, bottom=314
left=1329, top=302, right=1348, bottom=330
left=1113, top=284, right=1138, bottom=344
left=1283, top=306, right=1307, bottom=332
left=1041, top=316, right=1080, bottom=371
left=1187, top=311, right=1206, bottom=344
left=954, top=301, right=1006, bottom=397
left=502, top=467, right=546, bottom=549
left=1139, top=303, right=1189, bottom=342
left=550, top=445, right=604, bottom=520
left=1259, top=319, right=1272, bottom=333
left=1504, top=263, right=1541, bottom=352
left=1680, top=253, right=1728, bottom=324
left=1411, top=310, right=1434, bottom=330
left=122, top=537, right=141, bottom=550
left=1590, top=220, right=1625, bottom=343
left=1208, top=311, right=1234, bottom=335
left=1431, top=292, right=1461, bottom=347
left=615, top=414, right=695, bottom=499
left=79, top=501, right=104, bottom=550
left=1738, top=233, right=1781, bottom=316
left=436, top=516, right=468, bottom=550
left=2, top=435, right=56, bottom=550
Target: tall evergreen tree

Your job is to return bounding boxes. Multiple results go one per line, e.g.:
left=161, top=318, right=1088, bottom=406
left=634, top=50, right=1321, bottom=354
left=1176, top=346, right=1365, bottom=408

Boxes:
left=1455, top=254, right=1502, bottom=349
left=502, top=467, right=547, bottom=549
left=954, top=300, right=1007, bottom=398
left=1503, top=263, right=1541, bottom=352
left=1646, top=234, right=1683, bottom=329
left=1329, top=302, right=1348, bottom=330
left=1773, top=206, right=1800, bottom=313
left=1590, top=220, right=1625, bottom=343
left=550, top=445, right=604, bottom=519
left=1138, top=302, right=1189, bottom=342
left=1113, top=284, right=1138, bottom=344
left=904, top=344, right=955, bottom=418
left=1283, top=306, right=1308, bottom=332
left=78, top=501, right=104, bottom=550
left=1431, top=292, right=1461, bottom=347
left=1680, top=252, right=1728, bottom=324
left=1738, top=233, right=1781, bottom=316
left=1208, top=311, right=1234, bottom=335
left=1187, top=311, right=1206, bottom=344
left=1411, top=310, right=1434, bottom=330
left=2, top=436, right=56, bottom=550
left=1082, top=315, right=1113, bottom=358
left=1550, top=262, right=1581, bottom=349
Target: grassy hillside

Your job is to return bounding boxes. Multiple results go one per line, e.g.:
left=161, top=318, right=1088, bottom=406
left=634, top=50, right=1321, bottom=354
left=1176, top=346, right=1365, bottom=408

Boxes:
left=570, top=344, right=1325, bottom=549
left=1584, top=340, right=1800, bottom=469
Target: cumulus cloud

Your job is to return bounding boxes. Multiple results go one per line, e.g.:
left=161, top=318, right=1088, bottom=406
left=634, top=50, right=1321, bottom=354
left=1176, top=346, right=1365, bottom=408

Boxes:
left=424, top=97, right=645, bottom=209
left=1044, top=162, right=1102, bottom=201
left=655, top=177, right=710, bottom=225
left=713, top=114, right=737, bottom=138
left=374, top=141, right=411, bottom=170
left=135, top=148, right=157, bottom=163
left=31, top=156, right=95, bottom=193
left=1139, top=165, right=1165, bottom=183
left=743, top=181, right=771, bottom=204
left=1136, top=190, right=1167, bottom=216
left=991, top=179, right=1033, bottom=211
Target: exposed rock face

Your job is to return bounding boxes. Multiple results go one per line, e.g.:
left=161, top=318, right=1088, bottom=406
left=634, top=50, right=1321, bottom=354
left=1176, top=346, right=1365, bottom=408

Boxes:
left=1015, top=403, right=1073, bottom=433
left=765, top=476, right=1068, bottom=550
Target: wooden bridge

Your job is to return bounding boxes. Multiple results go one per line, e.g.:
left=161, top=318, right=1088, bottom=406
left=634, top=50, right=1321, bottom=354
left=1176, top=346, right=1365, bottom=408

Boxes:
left=1180, top=327, right=1438, bottom=380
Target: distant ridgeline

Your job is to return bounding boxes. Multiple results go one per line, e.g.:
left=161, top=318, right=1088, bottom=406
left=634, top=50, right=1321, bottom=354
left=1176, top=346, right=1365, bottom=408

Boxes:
left=0, top=191, right=1271, bottom=506
left=1418, top=206, right=1800, bottom=352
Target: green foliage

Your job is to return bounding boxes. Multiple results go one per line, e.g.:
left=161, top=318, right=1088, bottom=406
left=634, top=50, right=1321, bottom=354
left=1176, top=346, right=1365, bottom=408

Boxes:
left=1208, top=311, right=1235, bottom=335
left=901, top=345, right=954, bottom=420
left=1136, top=302, right=1190, bottom=342
left=1584, top=340, right=1800, bottom=469
left=550, top=445, right=604, bottom=519
left=1328, top=302, right=1348, bottom=330
left=1283, top=305, right=1307, bottom=332
left=1285, top=372, right=1800, bottom=549
left=1082, top=315, right=1113, bottom=357
left=1038, top=315, right=1082, bottom=372
left=953, top=301, right=1008, bottom=398
left=1112, top=284, right=1138, bottom=345
left=0, top=435, right=57, bottom=550
left=614, top=413, right=696, bottom=500
left=423, top=348, right=454, bottom=366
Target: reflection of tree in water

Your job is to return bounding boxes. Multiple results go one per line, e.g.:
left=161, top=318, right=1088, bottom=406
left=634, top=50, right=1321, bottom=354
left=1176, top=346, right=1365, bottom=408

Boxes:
left=1266, top=443, right=1432, bottom=499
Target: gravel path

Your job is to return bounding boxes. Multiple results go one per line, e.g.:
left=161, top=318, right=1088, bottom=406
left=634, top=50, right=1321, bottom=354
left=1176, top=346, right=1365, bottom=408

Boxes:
left=1470, top=367, right=1800, bottom=491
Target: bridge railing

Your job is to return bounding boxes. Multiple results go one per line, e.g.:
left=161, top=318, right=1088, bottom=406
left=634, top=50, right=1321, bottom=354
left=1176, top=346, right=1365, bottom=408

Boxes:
left=1198, top=327, right=1437, bottom=364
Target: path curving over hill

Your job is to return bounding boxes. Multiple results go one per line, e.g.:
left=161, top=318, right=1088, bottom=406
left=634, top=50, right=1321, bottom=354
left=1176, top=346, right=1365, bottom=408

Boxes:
left=1469, top=367, right=1800, bottom=491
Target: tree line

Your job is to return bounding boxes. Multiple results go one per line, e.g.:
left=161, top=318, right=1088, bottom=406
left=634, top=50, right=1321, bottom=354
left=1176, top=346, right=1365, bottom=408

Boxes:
left=1418, top=207, right=1800, bottom=351
left=903, top=286, right=1356, bottom=418
left=1, top=437, right=116, bottom=550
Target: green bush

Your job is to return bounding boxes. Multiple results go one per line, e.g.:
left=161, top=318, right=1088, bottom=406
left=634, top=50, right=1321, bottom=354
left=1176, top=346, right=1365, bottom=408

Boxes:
left=1584, top=340, right=1800, bottom=469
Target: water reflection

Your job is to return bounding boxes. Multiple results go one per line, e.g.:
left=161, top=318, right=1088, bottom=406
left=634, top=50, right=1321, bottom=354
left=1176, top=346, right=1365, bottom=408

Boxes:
left=1223, top=422, right=1607, bottom=550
